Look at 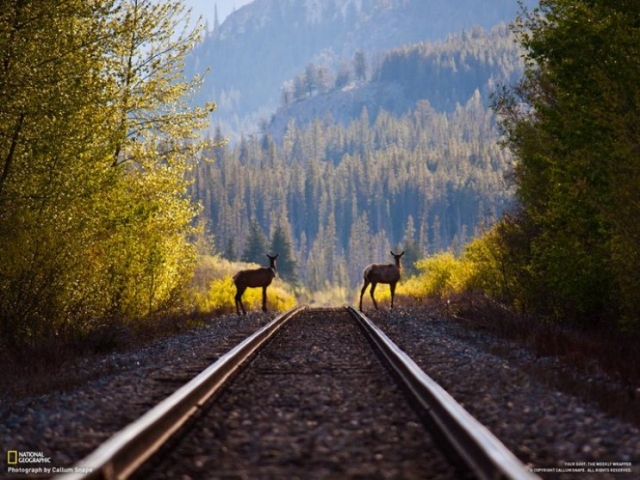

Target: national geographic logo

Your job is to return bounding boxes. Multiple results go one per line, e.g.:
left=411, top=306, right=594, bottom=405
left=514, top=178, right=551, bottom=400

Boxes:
left=6, top=450, right=52, bottom=465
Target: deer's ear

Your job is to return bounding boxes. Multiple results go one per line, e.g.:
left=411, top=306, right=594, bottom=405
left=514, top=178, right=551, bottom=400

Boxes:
left=400, top=251, right=405, bottom=257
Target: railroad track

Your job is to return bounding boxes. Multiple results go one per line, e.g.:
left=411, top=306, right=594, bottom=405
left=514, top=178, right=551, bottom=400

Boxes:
left=58, top=306, right=537, bottom=480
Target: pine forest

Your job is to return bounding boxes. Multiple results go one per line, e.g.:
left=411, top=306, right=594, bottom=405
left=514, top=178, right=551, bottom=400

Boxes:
left=191, top=24, right=521, bottom=294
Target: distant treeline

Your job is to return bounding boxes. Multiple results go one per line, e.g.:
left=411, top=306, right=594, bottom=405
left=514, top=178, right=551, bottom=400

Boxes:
left=280, top=23, right=523, bottom=114
left=374, top=23, right=523, bottom=111
left=192, top=90, right=511, bottom=291
left=192, top=24, right=521, bottom=292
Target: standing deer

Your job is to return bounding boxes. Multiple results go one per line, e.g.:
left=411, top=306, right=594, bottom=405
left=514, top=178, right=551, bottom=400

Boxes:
left=359, top=251, right=405, bottom=311
left=233, top=254, right=279, bottom=315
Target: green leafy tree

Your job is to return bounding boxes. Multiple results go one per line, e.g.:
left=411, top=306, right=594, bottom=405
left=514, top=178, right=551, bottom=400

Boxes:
left=0, top=0, right=214, bottom=346
left=0, top=0, right=112, bottom=343
left=95, top=0, right=214, bottom=320
left=493, top=0, right=640, bottom=327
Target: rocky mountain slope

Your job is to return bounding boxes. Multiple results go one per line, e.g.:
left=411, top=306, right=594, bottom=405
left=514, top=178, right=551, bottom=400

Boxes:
left=185, top=0, right=537, bottom=138
left=267, top=23, right=524, bottom=140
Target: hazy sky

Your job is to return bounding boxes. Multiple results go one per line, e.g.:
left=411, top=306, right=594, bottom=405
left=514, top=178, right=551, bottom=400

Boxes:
left=181, top=0, right=255, bottom=26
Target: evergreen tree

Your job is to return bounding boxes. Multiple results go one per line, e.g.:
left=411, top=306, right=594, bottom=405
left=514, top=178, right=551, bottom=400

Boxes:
left=270, top=224, right=298, bottom=284
left=242, top=219, right=268, bottom=264
left=348, top=213, right=372, bottom=287
left=335, top=60, right=351, bottom=89
left=431, top=216, right=442, bottom=254
left=305, top=63, right=320, bottom=96
left=213, top=3, right=220, bottom=34
left=402, top=216, right=421, bottom=277
left=223, top=238, right=237, bottom=261
left=353, top=49, right=368, bottom=82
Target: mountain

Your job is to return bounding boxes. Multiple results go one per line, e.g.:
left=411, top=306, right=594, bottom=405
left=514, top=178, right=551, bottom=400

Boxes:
left=267, top=23, right=524, bottom=140
left=187, top=2, right=536, bottom=290
left=185, top=0, right=537, bottom=138
left=190, top=24, right=525, bottom=288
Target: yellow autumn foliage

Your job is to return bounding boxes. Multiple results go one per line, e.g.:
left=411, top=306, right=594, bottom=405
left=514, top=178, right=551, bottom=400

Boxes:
left=368, top=239, right=505, bottom=306
left=191, top=254, right=297, bottom=314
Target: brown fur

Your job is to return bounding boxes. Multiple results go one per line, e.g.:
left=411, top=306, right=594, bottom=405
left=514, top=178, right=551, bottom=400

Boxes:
left=233, top=254, right=278, bottom=315
left=359, top=251, right=404, bottom=311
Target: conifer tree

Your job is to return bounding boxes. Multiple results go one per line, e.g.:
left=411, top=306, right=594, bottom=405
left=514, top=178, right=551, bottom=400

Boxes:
left=270, top=224, right=298, bottom=284
left=402, top=216, right=421, bottom=277
left=242, top=219, right=268, bottom=264
left=353, top=49, right=368, bottom=82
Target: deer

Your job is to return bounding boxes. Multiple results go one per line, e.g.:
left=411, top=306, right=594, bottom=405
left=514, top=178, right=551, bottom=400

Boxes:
left=233, top=254, right=279, bottom=315
left=359, top=250, right=405, bottom=311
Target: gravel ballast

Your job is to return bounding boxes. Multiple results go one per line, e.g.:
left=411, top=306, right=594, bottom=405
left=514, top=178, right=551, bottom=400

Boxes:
left=1, top=306, right=639, bottom=479
left=368, top=307, right=640, bottom=479
left=134, top=307, right=466, bottom=479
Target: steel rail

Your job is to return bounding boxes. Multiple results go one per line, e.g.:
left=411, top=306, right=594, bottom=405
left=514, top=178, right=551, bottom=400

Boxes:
left=346, top=306, right=539, bottom=480
left=57, top=305, right=306, bottom=480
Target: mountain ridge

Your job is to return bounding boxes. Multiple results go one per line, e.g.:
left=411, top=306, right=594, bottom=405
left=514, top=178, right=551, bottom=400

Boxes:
left=267, top=23, right=524, bottom=142
left=185, top=0, right=536, bottom=138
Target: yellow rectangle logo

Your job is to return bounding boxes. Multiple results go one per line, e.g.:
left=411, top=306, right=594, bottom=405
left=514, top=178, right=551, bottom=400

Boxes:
left=7, top=451, right=18, bottom=465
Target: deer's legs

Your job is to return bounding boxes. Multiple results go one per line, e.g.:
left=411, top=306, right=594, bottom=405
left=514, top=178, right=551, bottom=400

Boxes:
left=262, top=286, right=268, bottom=312
left=390, top=281, right=397, bottom=309
left=370, top=282, right=379, bottom=309
left=359, top=279, right=370, bottom=311
left=235, top=286, right=247, bottom=315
